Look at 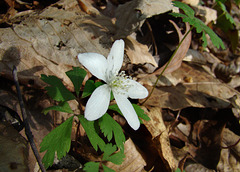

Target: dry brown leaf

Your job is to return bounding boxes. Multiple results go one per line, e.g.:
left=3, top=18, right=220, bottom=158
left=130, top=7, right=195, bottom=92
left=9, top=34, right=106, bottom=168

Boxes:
left=125, top=36, right=158, bottom=67
left=153, top=21, right=191, bottom=75
left=183, top=49, right=207, bottom=65
left=193, top=5, right=217, bottom=25
left=143, top=62, right=238, bottom=110
left=0, top=0, right=114, bottom=89
left=142, top=106, right=177, bottom=171
left=218, top=128, right=240, bottom=171
left=0, top=122, right=28, bottom=172
left=105, top=138, right=146, bottom=172
left=114, top=0, right=172, bottom=39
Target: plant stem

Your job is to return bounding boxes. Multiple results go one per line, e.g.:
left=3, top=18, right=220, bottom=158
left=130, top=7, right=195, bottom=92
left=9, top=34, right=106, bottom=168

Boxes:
left=141, top=25, right=194, bottom=105
left=13, top=66, right=46, bottom=172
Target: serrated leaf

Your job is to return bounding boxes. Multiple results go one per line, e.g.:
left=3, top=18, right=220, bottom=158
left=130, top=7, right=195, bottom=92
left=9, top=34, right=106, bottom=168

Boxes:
left=41, top=74, right=75, bottom=101
left=202, top=32, right=207, bottom=47
left=83, top=162, right=99, bottom=172
left=172, top=1, right=194, bottom=17
left=171, top=1, right=225, bottom=49
left=42, top=101, right=74, bottom=115
left=102, top=144, right=125, bottom=165
left=102, top=144, right=117, bottom=160
left=102, top=165, right=115, bottom=172
left=99, top=113, right=125, bottom=151
left=40, top=116, right=74, bottom=168
left=106, top=151, right=125, bottom=165
left=78, top=115, right=105, bottom=151
left=132, top=104, right=150, bottom=123
left=217, top=1, right=235, bottom=25
left=66, top=67, right=87, bottom=97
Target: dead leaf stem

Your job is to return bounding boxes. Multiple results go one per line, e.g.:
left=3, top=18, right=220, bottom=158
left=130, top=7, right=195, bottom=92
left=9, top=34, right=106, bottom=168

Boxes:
left=146, top=20, right=158, bottom=55
left=141, top=25, right=194, bottom=105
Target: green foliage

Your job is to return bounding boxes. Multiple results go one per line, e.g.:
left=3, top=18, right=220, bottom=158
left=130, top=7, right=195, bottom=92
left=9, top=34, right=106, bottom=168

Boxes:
left=217, top=1, right=235, bottom=25
left=42, top=101, right=74, bottom=115
left=82, top=81, right=103, bottom=98
left=83, top=162, right=100, bottom=172
left=108, top=104, right=150, bottom=124
left=83, top=144, right=124, bottom=172
left=40, top=116, right=74, bottom=169
left=132, top=104, right=150, bottom=123
left=102, top=144, right=125, bottom=165
left=78, top=115, right=106, bottom=151
left=66, top=67, right=87, bottom=97
left=82, top=80, right=95, bottom=98
left=99, top=113, right=125, bottom=151
left=170, top=1, right=225, bottom=49
left=41, top=74, right=75, bottom=101
left=102, top=165, right=115, bottom=172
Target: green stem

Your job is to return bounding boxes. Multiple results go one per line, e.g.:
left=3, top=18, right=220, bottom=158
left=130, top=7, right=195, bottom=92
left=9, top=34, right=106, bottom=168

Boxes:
left=141, top=25, right=194, bottom=105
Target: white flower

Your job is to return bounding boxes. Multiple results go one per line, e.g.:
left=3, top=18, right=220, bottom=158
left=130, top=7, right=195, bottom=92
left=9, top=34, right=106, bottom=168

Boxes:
left=78, top=39, right=148, bottom=130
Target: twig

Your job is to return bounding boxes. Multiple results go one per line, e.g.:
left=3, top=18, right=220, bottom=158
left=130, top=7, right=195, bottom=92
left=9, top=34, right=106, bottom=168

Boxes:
left=146, top=20, right=158, bottom=56
left=12, top=66, right=46, bottom=172
left=221, top=137, right=240, bottom=149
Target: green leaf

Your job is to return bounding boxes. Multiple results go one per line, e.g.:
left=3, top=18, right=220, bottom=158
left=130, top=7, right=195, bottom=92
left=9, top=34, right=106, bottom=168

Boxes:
left=40, top=116, right=74, bottom=168
left=102, top=165, right=115, bottom=172
left=109, top=104, right=150, bottom=124
left=108, top=104, right=122, bottom=115
left=66, top=67, right=87, bottom=97
left=42, top=101, right=74, bottom=115
left=102, top=144, right=125, bottom=165
left=170, top=1, right=225, bottom=49
left=172, top=1, right=195, bottom=17
left=82, top=81, right=104, bottom=98
left=99, top=113, right=125, bottom=151
left=107, top=151, right=125, bottom=165
left=41, top=74, right=75, bottom=101
left=78, top=115, right=105, bottom=151
left=82, top=80, right=95, bottom=98
left=83, top=162, right=99, bottom=172
left=217, top=1, right=235, bottom=25
left=132, top=104, right=150, bottom=123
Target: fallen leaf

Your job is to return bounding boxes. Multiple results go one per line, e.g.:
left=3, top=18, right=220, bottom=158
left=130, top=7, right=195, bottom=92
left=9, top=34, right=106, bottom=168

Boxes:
left=0, top=122, right=28, bottom=172
left=0, top=0, right=114, bottom=89
left=105, top=138, right=147, bottom=172
left=143, top=62, right=237, bottom=110
left=114, top=0, right=172, bottom=38
left=142, top=106, right=177, bottom=171
left=125, top=36, right=158, bottom=67
left=153, top=21, right=191, bottom=75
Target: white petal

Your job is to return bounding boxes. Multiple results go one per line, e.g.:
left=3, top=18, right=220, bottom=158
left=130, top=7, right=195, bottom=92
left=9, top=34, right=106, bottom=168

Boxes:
left=114, top=93, right=140, bottom=130
left=85, top=84, right=111, bottom=121
left=126, top=79, right=148, bottom=99
left=107, top=40, right=124, bottom=74
left=78, top=53, right=107, bottom=81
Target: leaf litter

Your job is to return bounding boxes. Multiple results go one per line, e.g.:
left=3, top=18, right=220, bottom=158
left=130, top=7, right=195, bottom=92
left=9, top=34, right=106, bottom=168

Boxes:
left=0, top=0, right=240, bottom=171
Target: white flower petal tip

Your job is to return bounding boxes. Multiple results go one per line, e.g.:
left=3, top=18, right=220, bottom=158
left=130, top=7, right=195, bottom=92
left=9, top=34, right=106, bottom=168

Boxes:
left=77, top=53, right=108, bottom=81
left=107, top=39, right=125, bottom=74
left=129, top=120, right=140, bottom=130
left=114, top=94, right=140, bottom=130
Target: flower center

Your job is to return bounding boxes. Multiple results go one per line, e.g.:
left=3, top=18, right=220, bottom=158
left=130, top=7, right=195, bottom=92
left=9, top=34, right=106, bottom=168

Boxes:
left=108, top=71, right=132, bottom=94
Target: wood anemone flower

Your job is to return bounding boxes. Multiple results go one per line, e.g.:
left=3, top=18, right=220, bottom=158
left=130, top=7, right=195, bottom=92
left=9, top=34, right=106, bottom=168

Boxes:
left=78, top=39, right=148, bottom=130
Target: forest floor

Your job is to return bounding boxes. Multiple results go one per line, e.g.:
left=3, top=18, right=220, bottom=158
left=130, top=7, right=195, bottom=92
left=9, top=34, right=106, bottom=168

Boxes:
left=0, top=0, right=240, bottom=172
